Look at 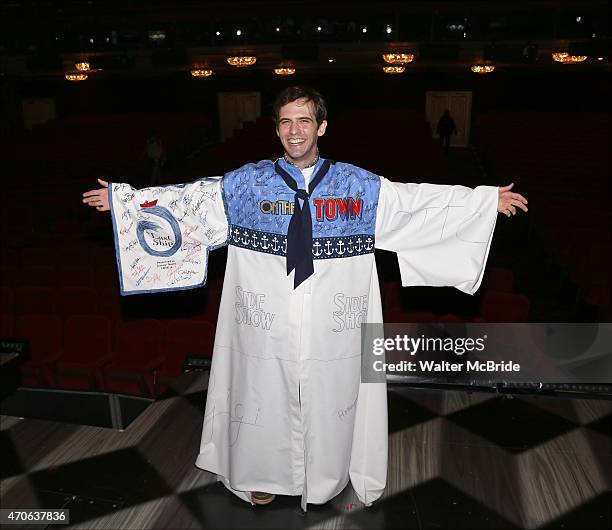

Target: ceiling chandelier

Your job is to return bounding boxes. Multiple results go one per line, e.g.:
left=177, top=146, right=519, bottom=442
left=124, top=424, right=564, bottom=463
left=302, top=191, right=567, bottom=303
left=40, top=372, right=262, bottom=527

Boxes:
left=470, top=65, right=495, bottom=74
left=74, top=62, right=90, bottom=72
left=382, top=66, right=405, bottom=74
left=190, top=68, right=213, bottom=77
left=65, top=73, right=88, bottom=82
left=227, top=56, right=257, bottom=67
left=552, top=52, right=588, bottom=64
left=274, top=67, right=296, bottom=75
left=382, top=53, right=414, bottom=64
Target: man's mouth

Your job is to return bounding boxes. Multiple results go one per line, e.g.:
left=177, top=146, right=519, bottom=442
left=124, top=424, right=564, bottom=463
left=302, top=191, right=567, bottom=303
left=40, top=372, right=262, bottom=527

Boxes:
left=288, top=138, right=305, bottom=146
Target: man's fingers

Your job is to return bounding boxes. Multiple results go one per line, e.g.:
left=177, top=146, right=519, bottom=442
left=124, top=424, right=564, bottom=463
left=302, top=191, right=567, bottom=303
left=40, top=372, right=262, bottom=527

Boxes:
left=513, top=193, right=528, bottom=204
left=499, top=183, right=514, bottom=192
left=82, top=181, right=109, bottom=212
left=511, top=199, right=528, bottom=212
left=83, top=194, right=101, bottom=204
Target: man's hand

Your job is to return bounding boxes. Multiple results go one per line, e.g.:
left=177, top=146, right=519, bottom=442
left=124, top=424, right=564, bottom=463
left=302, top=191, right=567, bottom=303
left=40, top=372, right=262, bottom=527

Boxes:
left=498, top=183, right=528, bottom=217
left=82, top=179, right=110, bottom=211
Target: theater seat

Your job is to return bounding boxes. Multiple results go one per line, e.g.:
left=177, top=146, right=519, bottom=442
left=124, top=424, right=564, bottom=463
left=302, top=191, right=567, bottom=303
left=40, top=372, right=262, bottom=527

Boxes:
left=0, top=312, right=13, bottom=337
left=156, top=319, right=216, bottom=395
left=103, top=319, right=164, bottom=397
left=0, top=248, right=19, bottom=268
left=58, top=266, right=95, bottom=288
left=381, top=281, right=402, bottom=312
left=18, top=267, right=56, bottom=288
left=383, top=309, right=438, bottom=324
left=482, top=267, right=515, bottom=293
left=14, top=286, right=56, bottom=316
left=56, top=315, right=112, bottom=390
left=56, top=287, right=98, bottom=317
left=0, top=266, right=18, bottom=287
left=15, top=314, right=63, bottom=387
left=1, top=286, right=13, bottom=314
left=438, top=313, right=465, bottom=323
left=98, top=287, right=123, bottom=319
left=479, top=292, right=531, bottom=322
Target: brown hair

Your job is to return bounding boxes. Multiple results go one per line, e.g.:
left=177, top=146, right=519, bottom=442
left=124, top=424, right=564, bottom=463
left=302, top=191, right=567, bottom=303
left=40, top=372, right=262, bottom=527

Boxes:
left=272, top=86, right=327, bottom=126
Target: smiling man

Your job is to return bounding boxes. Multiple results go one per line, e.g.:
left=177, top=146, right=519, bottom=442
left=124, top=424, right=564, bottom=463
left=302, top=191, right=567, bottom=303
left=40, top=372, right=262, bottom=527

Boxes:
left=275, top=91, right=327, bottom=169
left=83, top=86, right=527, bottom=510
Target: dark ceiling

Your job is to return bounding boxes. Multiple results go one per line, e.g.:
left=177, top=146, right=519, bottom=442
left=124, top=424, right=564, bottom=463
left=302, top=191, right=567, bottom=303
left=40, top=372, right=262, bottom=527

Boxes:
left=1, top=1, right=609, bottom=78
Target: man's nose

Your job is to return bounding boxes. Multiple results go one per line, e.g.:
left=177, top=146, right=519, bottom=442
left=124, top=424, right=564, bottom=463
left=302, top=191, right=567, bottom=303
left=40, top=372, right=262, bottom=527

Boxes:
left=289, top=121, right=300, bottom=134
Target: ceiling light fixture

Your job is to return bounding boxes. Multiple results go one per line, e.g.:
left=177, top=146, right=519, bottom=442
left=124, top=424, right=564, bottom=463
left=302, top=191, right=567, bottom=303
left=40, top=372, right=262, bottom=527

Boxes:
left=470, top=65, right=495, bottom=74
left=382, top=53, right=414, bottom=64
left=383, top=66, right=405, bottom=74
left=274, top=67, right=296, bottom=75
left=190, top=68, right=213, bottom=77
left=552, top=52, right=587, bottom=63
left=227, top=56, right=257, bottom=67
left=65, top=73, right=88, bottom=82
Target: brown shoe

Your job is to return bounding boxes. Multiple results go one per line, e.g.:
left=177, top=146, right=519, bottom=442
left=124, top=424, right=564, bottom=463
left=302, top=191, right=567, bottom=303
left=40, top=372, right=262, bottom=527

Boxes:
left=251, top=491, right=276, bottom=505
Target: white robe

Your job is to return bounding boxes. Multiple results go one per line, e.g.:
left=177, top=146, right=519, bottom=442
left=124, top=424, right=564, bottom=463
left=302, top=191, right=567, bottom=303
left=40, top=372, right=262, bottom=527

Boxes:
left=108, top=164, right=498, bottom=510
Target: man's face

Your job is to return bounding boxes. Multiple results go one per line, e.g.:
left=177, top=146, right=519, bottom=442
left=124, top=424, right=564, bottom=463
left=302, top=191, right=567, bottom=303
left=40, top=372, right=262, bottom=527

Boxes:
left=276, top=98, right=327, bottom=167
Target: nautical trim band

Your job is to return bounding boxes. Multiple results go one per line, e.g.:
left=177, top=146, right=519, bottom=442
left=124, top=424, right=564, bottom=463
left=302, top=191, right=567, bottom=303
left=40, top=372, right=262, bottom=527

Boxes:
left=229, top=225, right=374, bottom=259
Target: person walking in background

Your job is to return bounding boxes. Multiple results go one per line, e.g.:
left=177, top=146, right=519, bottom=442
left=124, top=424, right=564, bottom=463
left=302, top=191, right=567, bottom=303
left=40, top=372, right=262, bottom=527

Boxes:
left=144, top=129, right=165, bottom=186
left=436, top=109, right=457, bottom=154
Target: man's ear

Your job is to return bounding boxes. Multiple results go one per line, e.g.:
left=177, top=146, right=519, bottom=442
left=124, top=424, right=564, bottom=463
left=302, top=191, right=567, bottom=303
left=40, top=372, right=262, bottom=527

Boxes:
left=317, top=120, right=328, bottom=137
left=275, top=125, right=280, bottom=138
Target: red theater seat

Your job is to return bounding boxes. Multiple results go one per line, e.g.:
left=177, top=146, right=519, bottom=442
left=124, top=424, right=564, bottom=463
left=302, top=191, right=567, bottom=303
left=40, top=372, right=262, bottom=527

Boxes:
left=89, top=246, right=115, bottom=263
left=0, top=267, right=18, bottom=287
left=482, top=267, right=515, bottom=293
left=14, top=286, right=56, bottom=316
left=96, top=264, right=120, bottom=289
left=21, top=247, right=56, bottom=266
left=56, top=287, right=98, bottom=317
left=0, top=249, right=19, bottom=268
left=383, top=309, right=438, bottom=324
left=479, top=292, right=531, bottom=323
left=1, top=286, right=14, bottom=314
left=56, top=315, right=112, bottom=390
left=103, top=319, right=164, bottom=397
left=156, top=320, right=216, bottom=393
left=0, top=312, right=14, bottom=337
left=57, top=266, right=95, bottom=288
left=98, top=287, right=122, bottom=319
left=438, top=313, right=465, bottom=323
left=198, top=286, right=223, bottom=322
left=381, top=281, right=402, bottom=312
left=16, top=314, right=63, bottom=387
left=18, top=267, right=56, bottom=288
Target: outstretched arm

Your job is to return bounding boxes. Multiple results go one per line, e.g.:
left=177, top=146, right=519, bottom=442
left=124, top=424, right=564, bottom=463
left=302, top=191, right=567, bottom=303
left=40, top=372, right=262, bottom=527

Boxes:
left=81, top=177, right=229, bottom=295
left=375, top=178, right=499, bottom=294
left=82, top=179, right=110, bottom=211
left=498, top=183, right=528, bottom=217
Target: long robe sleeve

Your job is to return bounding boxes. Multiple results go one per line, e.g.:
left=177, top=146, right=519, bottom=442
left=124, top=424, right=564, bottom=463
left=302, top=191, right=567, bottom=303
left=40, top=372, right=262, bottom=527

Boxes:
left=375, top=177, right=499, bottom=294
left=109, top=179, right=228, bottom=295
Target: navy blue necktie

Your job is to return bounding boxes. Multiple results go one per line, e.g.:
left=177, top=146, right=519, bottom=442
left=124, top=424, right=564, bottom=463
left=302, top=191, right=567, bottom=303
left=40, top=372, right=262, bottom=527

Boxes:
left=274, top=159, right=333, bottom=288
